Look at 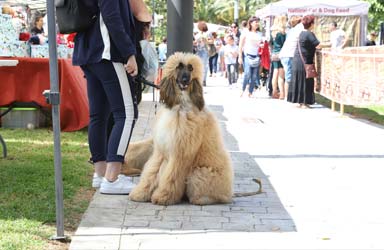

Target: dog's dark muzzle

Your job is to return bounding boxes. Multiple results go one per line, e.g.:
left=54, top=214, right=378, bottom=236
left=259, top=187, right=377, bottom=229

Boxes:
left=178, top=73, right=191, bottom=90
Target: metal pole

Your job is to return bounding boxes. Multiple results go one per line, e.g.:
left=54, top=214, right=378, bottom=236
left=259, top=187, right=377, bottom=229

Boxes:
left=45, top=0, right=65, bottom=240
left=360, top=15, right=368, bottom=46
left=234, top=0, right=239, bottom=24
left=167, top=0, right=193, bottom=55
left=151, top=0, right=155, bottom=42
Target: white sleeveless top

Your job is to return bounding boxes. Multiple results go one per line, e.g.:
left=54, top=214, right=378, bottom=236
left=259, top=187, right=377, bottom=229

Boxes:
left=243, top=31, right=263, bottom=56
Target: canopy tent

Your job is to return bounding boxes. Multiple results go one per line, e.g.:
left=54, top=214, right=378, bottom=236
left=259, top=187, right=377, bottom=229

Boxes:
left=256, top=0, right=370, bottom=46
left=256, top=0, right=369, bottom=18
left=0, top=0, right=45, bottom=11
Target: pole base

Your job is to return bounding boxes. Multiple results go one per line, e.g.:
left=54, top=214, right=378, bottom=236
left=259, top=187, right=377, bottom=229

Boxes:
left=49, top=235, right=70, bottom=243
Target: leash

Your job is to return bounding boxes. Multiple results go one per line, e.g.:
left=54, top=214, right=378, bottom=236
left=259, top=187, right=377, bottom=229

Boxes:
left=135, top=75, right=160, bottom=90
left=134, top=75, right=159, bottom=117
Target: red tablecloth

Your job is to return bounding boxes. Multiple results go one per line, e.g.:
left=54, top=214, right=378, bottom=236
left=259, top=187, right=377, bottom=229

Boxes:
left=0, top=57, right=89, bottom=131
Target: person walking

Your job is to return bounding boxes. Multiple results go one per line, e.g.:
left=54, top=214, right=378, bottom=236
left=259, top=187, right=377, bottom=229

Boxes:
left=238, top=16, right=263, bottom=97
left=207, top=32, right=219, bottom=77
left=217, top=33, right=226, bottom=77
left=72, top=0, right=138, bottom=194
left=230, top=22, right=241, bottom=82
left=223, top=34, right=238, bottom=87
left=194, top=21, right=209, bottom=86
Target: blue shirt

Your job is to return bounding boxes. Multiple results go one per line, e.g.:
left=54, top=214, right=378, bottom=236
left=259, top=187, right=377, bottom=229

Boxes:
left=72, top=0, right=136, bottom=66
left=158, top=43, right=167, bottom=61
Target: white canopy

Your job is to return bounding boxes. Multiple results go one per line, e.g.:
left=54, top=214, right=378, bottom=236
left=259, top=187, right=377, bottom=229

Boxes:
left=1, top=0, right=45, bottom=11
left=256, top=0, right=370, bottom=18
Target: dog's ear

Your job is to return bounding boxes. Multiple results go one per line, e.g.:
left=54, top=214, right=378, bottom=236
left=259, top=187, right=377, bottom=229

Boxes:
left=160, top=76, right=179, bottom=108
left=189, top=78, right=205, bottom=110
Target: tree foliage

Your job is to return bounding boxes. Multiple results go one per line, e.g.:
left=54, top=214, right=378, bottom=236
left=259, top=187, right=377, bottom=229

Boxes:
left=201, top=0, right=279, bottom=25
left=145, top=0, right=383, bottom=43
left=364, top=0, right=384, bottom=32
left=144, top=0, right=167, bottom=44
left=145, top=0, right=279, bottom=43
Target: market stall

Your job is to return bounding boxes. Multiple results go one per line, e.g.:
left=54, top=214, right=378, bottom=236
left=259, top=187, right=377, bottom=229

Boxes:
left=0, top=57, right=89, bottom=131
left=256, top=0, right=370, bottom=46
left=0, top=2, right=85, bottom=131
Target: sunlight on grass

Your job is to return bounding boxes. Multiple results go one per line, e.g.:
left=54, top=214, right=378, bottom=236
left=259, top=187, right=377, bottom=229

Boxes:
left=4, top=138, right=89, bottom=146
left=0, top=219, right=53, bottom=250
left=315, top=94, right=384, bottom=126
left=0, top=128, right=94, bottom=250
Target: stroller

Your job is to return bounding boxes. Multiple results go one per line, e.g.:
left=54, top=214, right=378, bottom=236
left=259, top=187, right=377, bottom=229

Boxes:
left=258, top=40, right=271, bottom=89
left=259, top=66, right=269, bottom=87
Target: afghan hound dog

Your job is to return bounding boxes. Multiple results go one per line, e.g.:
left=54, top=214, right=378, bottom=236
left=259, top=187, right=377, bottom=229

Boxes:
left=126, top=52, right=233, bottom=205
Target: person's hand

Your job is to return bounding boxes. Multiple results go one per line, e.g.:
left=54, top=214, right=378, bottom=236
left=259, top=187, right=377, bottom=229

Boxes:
left=238, top=56, right=243, bottom=65
left=125, top=55, right=138, bottom=76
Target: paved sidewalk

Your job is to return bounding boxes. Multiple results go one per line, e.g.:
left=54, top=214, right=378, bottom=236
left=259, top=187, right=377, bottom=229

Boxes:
left=70, top=77, right=384, bottom=250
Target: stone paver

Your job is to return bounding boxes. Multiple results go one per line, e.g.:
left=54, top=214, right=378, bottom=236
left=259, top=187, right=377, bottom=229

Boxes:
left=70, top=77, right=384, bottom=250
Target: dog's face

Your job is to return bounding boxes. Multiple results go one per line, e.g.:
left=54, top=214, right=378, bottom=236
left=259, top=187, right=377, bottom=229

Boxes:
left=160, top=53, right=205, bottom=110
left=176, top=62, right=193, bottom=90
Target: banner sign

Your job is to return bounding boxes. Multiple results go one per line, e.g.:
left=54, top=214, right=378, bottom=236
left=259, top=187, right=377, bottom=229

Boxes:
left=319, top=47, right=384, bottom=106
left=287, top=7, right=358, bottom=16
left=256, top=0, right=370, bottom=18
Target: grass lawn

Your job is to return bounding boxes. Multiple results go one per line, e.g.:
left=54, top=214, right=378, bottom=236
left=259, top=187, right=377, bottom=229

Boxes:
left=0, top=128, right=94, bottom=250
left=315, top=94, right=384, bottom=126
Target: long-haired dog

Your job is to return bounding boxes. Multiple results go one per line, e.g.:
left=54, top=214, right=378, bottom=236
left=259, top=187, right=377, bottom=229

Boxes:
left=127, top=52, right=233, bottom=205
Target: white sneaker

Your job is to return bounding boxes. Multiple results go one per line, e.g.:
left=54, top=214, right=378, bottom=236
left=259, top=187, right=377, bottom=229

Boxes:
left=100, top=175, right=135, bottom=195
left=92, top=173, right=103, bottom=188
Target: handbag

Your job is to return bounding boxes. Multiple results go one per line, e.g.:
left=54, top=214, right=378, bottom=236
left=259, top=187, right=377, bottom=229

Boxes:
left=55, top=0, right=98, bottom=34
left=297, top=37, right=318, bottom=79
left=140, top=40, right=159, bottom=82
left=246, top=54, right=260, bottom=67
left=271, top=53, right=280, bottom=62
left=304, top=64, right=318, bottom=79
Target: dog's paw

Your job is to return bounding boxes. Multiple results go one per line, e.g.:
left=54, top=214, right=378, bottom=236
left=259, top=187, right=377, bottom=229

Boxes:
left=128, top=187, right=151, bottom=202
left=151, top=190, right=178, bottom=205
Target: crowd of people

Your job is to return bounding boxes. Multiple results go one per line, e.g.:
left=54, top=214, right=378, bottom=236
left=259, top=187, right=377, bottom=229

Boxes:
left=190, top=15, right=380, bottom=109
left=191, top=15, right=317, bottom=106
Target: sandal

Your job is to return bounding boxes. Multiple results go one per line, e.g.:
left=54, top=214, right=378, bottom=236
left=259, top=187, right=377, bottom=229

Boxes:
left=272, top=92, right=279, bottom=99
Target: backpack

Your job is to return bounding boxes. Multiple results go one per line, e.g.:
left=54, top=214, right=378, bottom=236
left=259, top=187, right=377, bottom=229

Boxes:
left=139, top=40, right=158, bottom=82
left=55, top=0, right=98, bottom=34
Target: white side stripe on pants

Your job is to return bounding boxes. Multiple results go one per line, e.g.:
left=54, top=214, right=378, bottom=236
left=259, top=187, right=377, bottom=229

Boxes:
left=112, top=62, right=135, bottom=156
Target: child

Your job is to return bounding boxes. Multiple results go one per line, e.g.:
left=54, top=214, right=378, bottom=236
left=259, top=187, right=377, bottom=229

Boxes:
left=223, top=35, right=239, bottom=87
